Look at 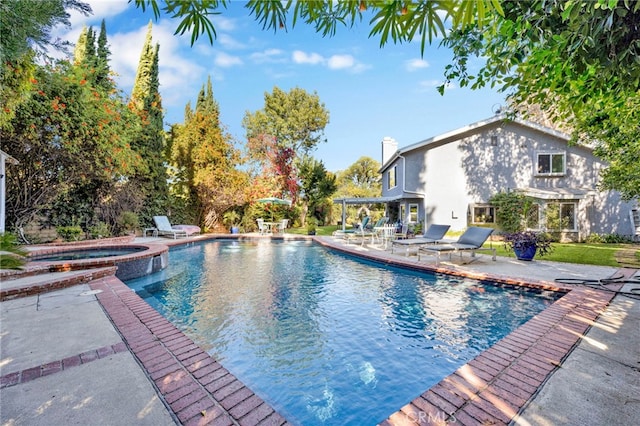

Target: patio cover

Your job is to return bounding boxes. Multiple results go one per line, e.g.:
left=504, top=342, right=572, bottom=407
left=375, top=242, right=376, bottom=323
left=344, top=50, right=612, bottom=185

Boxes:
left=333, top=194, right=424, bottom=231
left=521, top=187, right=591, bottom=200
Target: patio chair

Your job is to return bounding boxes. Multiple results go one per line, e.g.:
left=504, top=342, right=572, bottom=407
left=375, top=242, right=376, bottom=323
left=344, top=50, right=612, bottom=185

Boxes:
left=153, top=216, right=200, bottom=239
left=333, top=216, right=370, bottom=238
left=390, top=224, right=451, bottom=256
left=257, top=218, right=268, bottom=235
left=417, top=226, right=496, bottom=266
left=277, top=219, right=289, bottom=234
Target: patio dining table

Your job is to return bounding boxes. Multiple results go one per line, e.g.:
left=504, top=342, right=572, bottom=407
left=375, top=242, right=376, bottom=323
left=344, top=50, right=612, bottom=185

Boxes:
left=263, top=221, right=281, bottom=234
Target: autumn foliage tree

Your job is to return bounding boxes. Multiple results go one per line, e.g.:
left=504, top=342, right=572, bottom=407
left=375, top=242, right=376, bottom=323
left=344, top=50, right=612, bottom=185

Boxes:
left=242, top=86, right=329, bottom=202
left=167, top=77, right=247, bottom=230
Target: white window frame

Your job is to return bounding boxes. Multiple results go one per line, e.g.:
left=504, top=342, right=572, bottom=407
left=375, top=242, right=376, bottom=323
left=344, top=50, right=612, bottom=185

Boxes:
left=545, top=202, right=577, bottom=231
left=536, top=151, right=566, bottom=176
left=472, top=205, right=496, bottom=224
left=408, top=203, right=419, bottom=223
left=399, top=204, right=406, bottom=223
left=387, top=165, right=397, bottom=189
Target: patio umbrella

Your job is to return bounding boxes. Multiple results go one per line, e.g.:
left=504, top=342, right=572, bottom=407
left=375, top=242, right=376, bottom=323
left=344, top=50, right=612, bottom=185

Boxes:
left=256, top=197, right=292, bottom=221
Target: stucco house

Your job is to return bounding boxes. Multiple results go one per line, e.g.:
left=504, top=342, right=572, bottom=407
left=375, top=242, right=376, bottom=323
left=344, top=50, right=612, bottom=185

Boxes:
left=379, top=114, right=639, bottom=241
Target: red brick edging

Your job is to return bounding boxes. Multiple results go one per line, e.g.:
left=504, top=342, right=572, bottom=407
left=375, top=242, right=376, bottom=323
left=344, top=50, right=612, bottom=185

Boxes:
left=381, top=285, right=620, bottom=425
left=89, top=276, right=290, bottom=426
left=0, top=342, right=128, bottom=389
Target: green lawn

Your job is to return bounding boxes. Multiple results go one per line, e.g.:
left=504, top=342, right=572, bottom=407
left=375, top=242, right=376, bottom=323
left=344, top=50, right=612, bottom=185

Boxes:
left=488, top=242, right=631, bottom=267
left=288, top=225, right=638, bottom=268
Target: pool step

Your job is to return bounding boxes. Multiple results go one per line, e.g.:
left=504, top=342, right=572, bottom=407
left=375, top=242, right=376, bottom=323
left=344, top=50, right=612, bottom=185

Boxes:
left=0, top=267, right=117, bottom=301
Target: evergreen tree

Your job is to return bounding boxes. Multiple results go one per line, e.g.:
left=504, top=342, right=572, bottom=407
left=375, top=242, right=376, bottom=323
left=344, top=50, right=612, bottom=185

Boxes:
left=129, top=21, right=168, bottom=222
left=73, top=25, right=88, bottom=65
left=95, top=20, right=111, bottom=90
left=168, top=77, right=247, bottom=229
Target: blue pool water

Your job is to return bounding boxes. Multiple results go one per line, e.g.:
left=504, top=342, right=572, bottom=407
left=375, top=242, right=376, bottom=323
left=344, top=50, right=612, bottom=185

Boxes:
left=126, top=240, right=558, bottom=425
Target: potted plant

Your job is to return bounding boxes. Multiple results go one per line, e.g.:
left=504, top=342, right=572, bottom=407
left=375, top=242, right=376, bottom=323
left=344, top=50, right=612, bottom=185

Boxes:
left=223, top=210, right=241, bottom=234
left=503, top=231, right=553, bottom=260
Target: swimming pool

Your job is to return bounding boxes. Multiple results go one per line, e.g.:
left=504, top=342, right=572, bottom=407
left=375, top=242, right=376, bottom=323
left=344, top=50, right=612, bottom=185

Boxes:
left=126, top=240, right=559, bottom=425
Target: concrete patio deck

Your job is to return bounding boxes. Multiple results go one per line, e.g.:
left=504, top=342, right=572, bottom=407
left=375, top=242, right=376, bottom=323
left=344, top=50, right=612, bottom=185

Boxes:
left=1, top=234, right=638, bottom=425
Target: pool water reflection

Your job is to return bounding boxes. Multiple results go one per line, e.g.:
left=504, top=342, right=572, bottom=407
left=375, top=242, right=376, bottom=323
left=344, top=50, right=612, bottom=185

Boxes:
left=126, top=240, right=559, bottom=425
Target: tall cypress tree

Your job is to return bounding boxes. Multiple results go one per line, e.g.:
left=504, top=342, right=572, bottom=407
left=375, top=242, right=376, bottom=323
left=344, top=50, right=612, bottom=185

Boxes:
left=73, top=25, right=88, bottom=65
left=95, top=20, right=110, bottom=90
left=130, top=21, right=168, bottom=220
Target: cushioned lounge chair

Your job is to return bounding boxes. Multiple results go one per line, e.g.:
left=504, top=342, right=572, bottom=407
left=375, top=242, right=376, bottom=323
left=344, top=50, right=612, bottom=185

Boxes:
left=390, top=224, right=451, bottom=256
left=349, top=217, right=388, bottom=245
left=153, top=216, right=201, bottom=239
left=417, top=226, right=496, bottom=265
left=333, top=216, right=370, bottom=238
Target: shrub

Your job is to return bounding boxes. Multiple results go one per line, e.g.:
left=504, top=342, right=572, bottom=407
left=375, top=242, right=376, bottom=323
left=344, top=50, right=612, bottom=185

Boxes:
left=56, top=225, right=83, bottom=241
left=88, top=222, right=112, bottom=239
left=117, top=211, right=139, bottom=235
left=489, top=191, right=535, bottom=233
left=0, top=233, right=28, bottom=269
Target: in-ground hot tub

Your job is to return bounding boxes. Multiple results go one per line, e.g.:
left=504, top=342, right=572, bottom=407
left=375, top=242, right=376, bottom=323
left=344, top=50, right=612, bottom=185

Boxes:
left=28, top=244, right=169, bottom=281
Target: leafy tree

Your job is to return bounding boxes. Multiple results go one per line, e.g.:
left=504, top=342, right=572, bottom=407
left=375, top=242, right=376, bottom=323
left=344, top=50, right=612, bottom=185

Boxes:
left=297, top=155, right=337, bottom=226
left=334, top=156, right=383, bottom=226
left=335, top=156, right=381, bottom=198
left=2, top=61, right=142, bottom=234
left=131, top=0, right=503, bottom=49
left=242, top=86, right=329, bottom=201
left=0, top=0, right=91, bottom=63
left=0, top=0, right=91, bottom=128
left=168, top=77, right=248, bottom=229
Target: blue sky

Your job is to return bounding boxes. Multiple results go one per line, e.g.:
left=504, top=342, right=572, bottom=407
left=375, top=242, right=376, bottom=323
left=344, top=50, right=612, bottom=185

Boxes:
left=54, top=0, right=506, bottom=172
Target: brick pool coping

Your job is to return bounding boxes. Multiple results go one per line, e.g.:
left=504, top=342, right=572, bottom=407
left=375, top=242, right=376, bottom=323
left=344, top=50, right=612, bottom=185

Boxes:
left=2, top=235, right=627, bottom=425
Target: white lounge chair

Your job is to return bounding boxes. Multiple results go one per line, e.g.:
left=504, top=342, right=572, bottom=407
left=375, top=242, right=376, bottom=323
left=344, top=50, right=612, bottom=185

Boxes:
left=153, top=216, right=200, bottom=239
left=390, top=224, right=451, bottom=256
left=417, top=226, right=496, bottom=265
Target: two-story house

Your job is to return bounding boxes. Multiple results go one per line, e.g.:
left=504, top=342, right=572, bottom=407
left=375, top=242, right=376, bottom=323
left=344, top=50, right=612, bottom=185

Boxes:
left=379, top=114, right=638, bottom=241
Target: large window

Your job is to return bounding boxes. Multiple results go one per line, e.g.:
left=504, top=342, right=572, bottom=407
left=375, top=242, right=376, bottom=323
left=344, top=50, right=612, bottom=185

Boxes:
left=408, top=204, right=419, bottom=223
left=545, top=202, right=576, bottom=231
left=536, top=152, right=566, bottom=176
left=387, top=166, right=397, bottom=189
left=472, top=205, right=495, bottom=224
left=525, top=204, right=540, bottom=229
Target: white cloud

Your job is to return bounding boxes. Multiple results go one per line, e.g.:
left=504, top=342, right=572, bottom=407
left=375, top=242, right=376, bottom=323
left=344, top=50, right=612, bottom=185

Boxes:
left=292, top=50, right=325, bottom=65
left=250, top=49, right=286, bottom=63
left=218, top=34, right=247, bottom=50
left=405, top=58, right=429, bottom=71
left=215, top=52, right=243, bottom=67
left=327, top=54, right=354, bottom=70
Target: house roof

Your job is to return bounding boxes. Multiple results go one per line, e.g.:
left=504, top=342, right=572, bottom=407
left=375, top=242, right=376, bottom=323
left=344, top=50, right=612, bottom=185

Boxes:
left=380, top=114, right=573, bottom=171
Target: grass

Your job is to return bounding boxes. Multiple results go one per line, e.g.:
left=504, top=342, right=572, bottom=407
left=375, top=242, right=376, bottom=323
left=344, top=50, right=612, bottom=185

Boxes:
left=487, top=241, right=632, bottom=267
left=286, top=225, right=639, bottom=268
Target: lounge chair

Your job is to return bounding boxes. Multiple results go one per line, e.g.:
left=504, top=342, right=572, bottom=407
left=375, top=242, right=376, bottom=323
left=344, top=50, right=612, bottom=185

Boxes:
left=417, top=226, right=496, bottom=265
left=349, top=217, right=388, bottom=245
left=390, top=224, right=451, bottom=256
left=153, top=216, right=201, bottom=239
left=333, top=216, right=370, bottom=238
